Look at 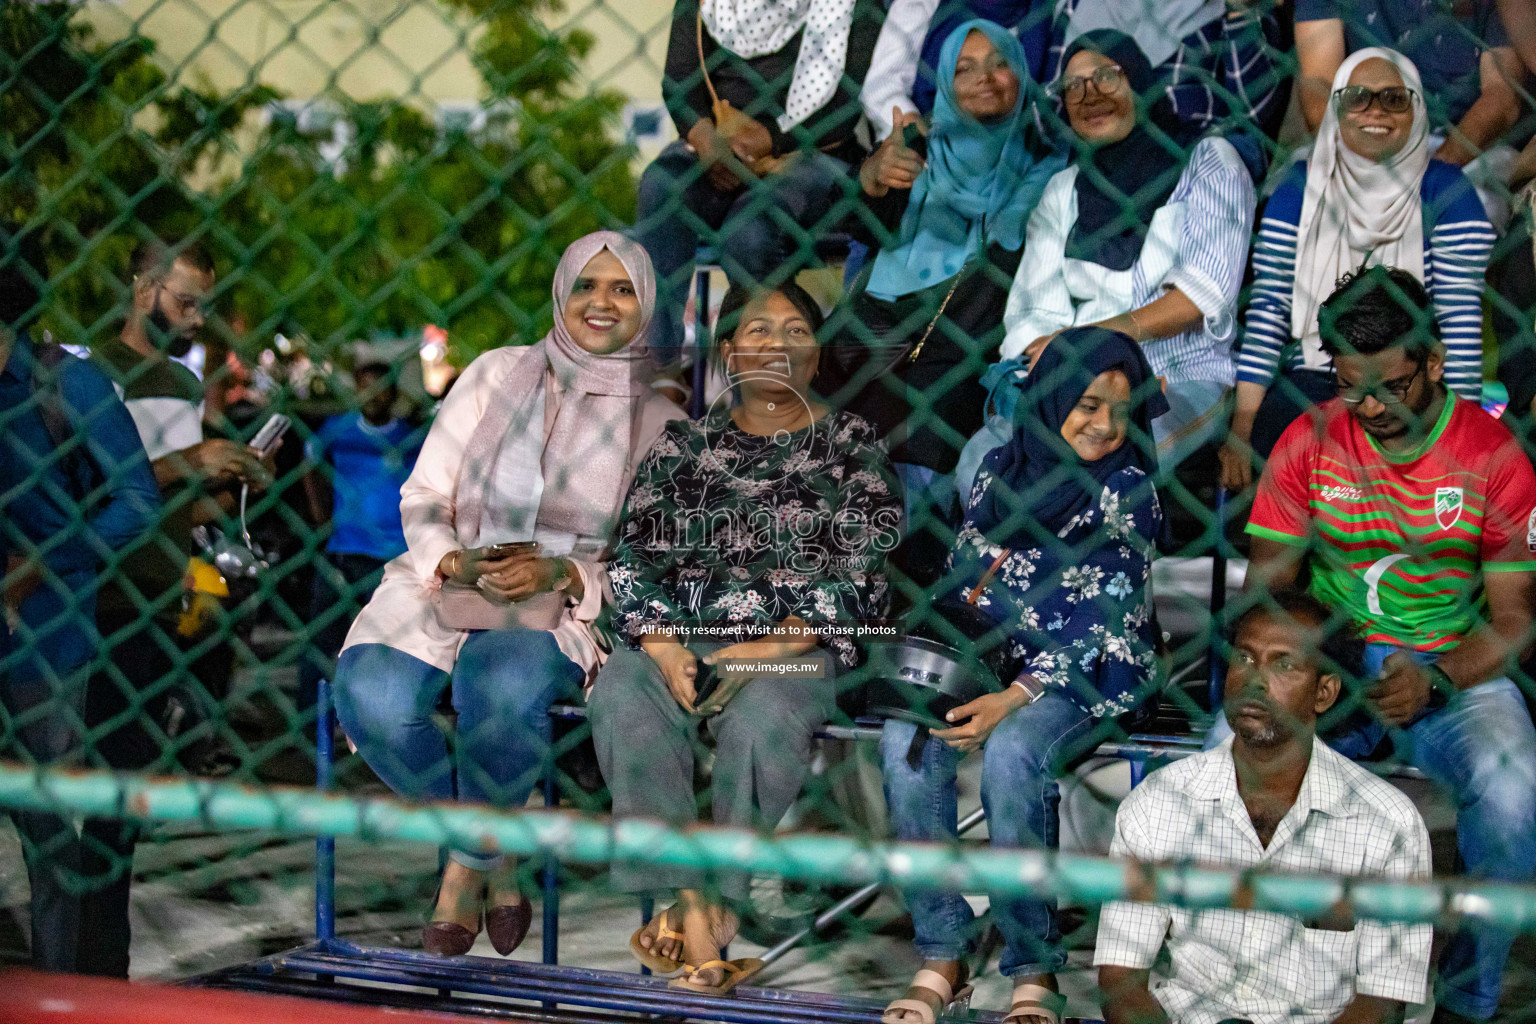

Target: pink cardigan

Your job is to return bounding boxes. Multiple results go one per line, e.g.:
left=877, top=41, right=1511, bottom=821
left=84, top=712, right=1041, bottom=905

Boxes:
left=341, top=345, right=686, bottom=684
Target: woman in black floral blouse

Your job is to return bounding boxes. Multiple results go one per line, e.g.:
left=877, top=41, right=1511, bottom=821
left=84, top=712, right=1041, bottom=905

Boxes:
left=589, top=281, right=901, bottom=995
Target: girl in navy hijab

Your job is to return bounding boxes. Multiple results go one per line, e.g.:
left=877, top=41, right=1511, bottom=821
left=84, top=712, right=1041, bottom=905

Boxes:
left=880, top=326, right=1164, bottom=1024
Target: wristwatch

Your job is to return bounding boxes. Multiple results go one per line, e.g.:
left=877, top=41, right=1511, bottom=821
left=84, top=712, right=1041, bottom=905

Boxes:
left=1425, top=664, right=1454, bottom=710
left=551, top=557, right=573, bottom=593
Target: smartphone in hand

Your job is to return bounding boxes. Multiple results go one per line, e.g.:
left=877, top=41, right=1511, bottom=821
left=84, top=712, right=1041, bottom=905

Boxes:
left=249, top=413, right=291, bottom=458
left=485, top=541, right=540, bottom=559
left=692, top=662, right=721, bottom=709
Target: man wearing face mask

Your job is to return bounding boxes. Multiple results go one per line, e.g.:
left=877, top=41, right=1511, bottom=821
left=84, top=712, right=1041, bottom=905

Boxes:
left=1099, top=591, right=1432, bottom=1024
left=1243, top=266, right=1536, bottom=1024
left=78, top=239, right=273, bottom=978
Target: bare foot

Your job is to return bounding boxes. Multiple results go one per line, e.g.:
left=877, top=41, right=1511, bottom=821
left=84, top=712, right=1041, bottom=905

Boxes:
left=432, top=860, right=484, bottom=931
left=885, top=959, right=965, bottom=1023
left=636, top=904, right=684, bottom=962
left=638, top=896, right=737, bottom=968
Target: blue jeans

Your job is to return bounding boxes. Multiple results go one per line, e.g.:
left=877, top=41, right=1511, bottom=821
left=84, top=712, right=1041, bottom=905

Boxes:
left=881, top=691, right=1095, bottom=976
left=334, top=629, right=584, bottom=871
left=1154, top=378, right=1230, bottom=474
left=1208, top=643, right=1536, bottom=1019
left=298, top=552, right=387, bottom=727
left=895, top=461, right=960, bottom=588
left=632, top=140, right=849, bottom=364
left=0, top=569, right=98, bottom=972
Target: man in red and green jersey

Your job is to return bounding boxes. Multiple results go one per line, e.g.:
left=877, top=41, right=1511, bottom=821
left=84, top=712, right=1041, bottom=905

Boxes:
left=1249, top=362, right=1536, bottom=653
left=1245, top=267, right=1536, bottom=1024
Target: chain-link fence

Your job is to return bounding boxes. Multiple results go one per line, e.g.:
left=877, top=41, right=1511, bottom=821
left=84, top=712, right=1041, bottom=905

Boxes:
left=5, top=0, right=1536, bottom=1019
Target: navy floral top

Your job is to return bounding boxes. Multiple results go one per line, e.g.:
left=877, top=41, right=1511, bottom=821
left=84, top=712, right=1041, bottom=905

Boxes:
left=609, top=408, right=902, bottom=667
left=946, top=462, right=1162, bottom=718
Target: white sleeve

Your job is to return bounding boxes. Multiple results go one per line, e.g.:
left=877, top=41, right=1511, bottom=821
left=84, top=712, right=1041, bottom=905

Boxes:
left=860, top=0, right=942, bottom=139
left=1001, top=169, right=1077, bottom=359
left=1354, top=802, right=1433, bottom=1005
left=1163, top=138, right=1255, bottom=345
left=1094, top=790, right=1173, bottom=970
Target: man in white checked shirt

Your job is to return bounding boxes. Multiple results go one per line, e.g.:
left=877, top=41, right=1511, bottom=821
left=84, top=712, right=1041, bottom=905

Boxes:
left=1097, top=591, right=1431, bottom=1024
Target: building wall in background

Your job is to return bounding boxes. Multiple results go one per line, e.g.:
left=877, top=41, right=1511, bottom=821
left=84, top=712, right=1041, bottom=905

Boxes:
left=82, top=0, right=676, bottom=157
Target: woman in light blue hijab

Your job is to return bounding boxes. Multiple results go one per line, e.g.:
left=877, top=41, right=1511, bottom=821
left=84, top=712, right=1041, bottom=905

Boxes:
left=819, top=18, right=1061, bottom=587
left=865, top=19, right=1054, bottom=300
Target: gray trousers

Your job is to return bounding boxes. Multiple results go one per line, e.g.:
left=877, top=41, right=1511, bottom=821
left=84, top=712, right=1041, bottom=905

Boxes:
left=588, top=644, right=834, bottom=900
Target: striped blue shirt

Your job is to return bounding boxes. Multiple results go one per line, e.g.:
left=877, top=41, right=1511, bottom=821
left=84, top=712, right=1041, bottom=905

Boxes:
left=1236, top=160, right=1494, bottom=399
left=1002, top=136, right=1256, bottom=387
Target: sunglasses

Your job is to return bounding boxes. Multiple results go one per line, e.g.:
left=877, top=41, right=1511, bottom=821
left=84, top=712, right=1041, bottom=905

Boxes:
left=1334, top=85, right=1415, bottom=115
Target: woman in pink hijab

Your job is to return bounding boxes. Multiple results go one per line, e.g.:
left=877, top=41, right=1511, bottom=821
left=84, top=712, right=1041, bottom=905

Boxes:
left=333, top=231, right=685, bottom=957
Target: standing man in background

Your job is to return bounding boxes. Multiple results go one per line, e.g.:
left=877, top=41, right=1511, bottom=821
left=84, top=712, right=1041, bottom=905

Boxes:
left=80, top=238, right=274, bottom=978
left=300, top=360, right=423, bottom=752
left=0, top=229, right=159, bottom=972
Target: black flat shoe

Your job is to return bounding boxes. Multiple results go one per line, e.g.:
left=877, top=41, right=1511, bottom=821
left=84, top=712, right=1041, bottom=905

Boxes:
left=485, top=898, right=533, bottom=956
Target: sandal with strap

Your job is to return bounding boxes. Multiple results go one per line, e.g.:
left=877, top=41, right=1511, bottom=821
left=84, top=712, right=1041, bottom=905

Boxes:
left=668, top=957, right=766, bottom=995
left=1004, top=983, right=1067, bottom=1024
left=628, top=909, right=687, bottom=976
left=881, top=967, right=975, bottom=1024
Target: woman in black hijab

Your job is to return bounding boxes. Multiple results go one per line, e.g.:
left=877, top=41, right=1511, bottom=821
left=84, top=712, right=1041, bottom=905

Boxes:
left=879, top=326, right=1165, bottom=1024
left=1060, top=30, right=1195, bottom=275
left=998, top=28, right=1254, bottom=475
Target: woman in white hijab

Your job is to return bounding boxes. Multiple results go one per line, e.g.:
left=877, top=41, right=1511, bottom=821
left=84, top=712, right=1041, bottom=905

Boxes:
left=1220, top=47, right=1494, bottom=490
left=332, top=231, right=686, bottom=958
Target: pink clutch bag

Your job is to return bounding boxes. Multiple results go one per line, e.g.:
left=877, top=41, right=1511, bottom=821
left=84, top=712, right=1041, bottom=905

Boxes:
left=432, top=582, right=567, bottom=632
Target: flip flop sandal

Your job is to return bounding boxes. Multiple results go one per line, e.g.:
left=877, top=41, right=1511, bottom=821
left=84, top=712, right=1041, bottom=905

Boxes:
left=628, top=911, right=686, bottom=976
left=667, top=957, right=766, bottom=995
left=881, top=968, right=975, bottom=1024
left=1003, top=983, right=1067, bottom=1024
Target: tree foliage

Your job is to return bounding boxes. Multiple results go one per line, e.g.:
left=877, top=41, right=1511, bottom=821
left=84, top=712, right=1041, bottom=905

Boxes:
left=1, top=0, right=637, bottom=363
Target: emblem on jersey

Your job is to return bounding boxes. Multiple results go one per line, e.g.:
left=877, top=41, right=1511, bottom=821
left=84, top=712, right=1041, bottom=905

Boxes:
left=1527, top=508, right=1536, bottom=552
left=1434, top=487, right=1464, bottom=530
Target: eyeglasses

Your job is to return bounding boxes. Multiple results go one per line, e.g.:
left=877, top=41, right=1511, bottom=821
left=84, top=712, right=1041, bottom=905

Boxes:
left=1332, top=362, right=1424, bottom=405
left=157, top=284, right=210, bottom=317
left=1334, top=85, right=1415, bottom=115
left=954, top=54, right=1012, bottom=85
left=1055, top=64, right=1126, bottom=103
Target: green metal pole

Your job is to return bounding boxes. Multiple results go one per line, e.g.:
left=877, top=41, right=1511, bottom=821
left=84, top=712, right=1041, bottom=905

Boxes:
left=1, top=763, right=1532, bottom=929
